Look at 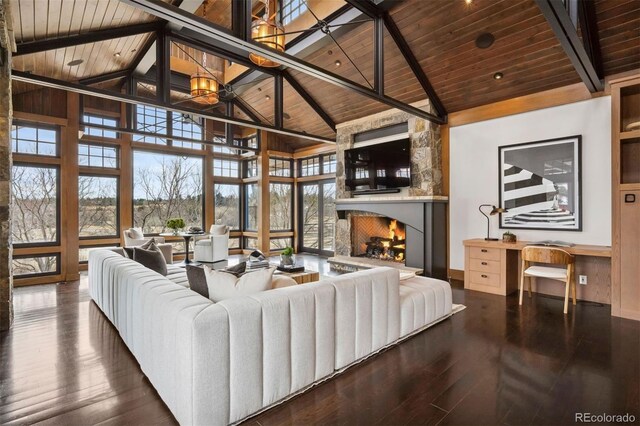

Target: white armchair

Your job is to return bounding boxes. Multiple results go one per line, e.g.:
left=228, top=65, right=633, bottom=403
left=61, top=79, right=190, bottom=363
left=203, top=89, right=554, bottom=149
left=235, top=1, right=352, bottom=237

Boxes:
left=194, top=225, right=230, bottom=263
left=122, top=227, right=173, bottom=264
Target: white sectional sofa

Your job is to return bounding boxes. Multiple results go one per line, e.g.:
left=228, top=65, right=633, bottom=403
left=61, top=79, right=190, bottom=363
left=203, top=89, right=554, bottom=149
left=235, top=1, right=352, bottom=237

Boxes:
left=88, top=249, right=452, bottom=425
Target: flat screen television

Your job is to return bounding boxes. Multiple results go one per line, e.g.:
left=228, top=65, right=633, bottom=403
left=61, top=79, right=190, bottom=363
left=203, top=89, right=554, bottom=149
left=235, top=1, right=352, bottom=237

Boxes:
left=344, top=139, right=411, bottom=191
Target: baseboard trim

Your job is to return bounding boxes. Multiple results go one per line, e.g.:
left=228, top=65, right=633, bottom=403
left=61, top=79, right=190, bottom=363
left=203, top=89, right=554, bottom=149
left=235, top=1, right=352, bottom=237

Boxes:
left=449, top=269, right=464, bottom=281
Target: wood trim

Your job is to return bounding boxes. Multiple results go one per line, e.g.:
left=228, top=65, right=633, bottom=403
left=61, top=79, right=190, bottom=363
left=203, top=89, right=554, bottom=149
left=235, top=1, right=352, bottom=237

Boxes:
left=449, top=269, right=464, bottom=281
left=267, top=150, right=294, bottom=158
left=257, top=130, right=271, bottom=253
left=78, top=167, right=120, bottom=176
left=82, top=106, right=122, bottom=118
left=448, top=83, right=604, bottom=127
left=13, top=246, right=61, bottom=255
left=63, top=92, right=80, bottom=281
left=13, top=274, right=66, bottom=287
left=293, top=144, right=336, bottom=159
left=119, top=102, right=134, bottom=240
left=296, top=173, right=336, bottom=183
left=13, top=111, right=68, bottom=127
left=11, top=154, right=61, bottom=165
left=204, top=144, right=215, bottom=231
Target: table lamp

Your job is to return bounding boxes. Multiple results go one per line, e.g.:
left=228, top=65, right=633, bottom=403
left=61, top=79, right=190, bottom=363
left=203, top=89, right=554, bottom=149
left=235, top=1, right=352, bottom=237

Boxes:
left=478, top=204, right=508, bottom=241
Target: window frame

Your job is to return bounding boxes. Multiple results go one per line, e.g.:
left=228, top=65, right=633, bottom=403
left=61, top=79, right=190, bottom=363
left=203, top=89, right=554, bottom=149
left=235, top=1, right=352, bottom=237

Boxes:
left=214, top=182, right=242, bottom=231
left=11, top=122, right=60, bottom=157
left=269, top=157, right=293, bottom=177
left=78, top=142, right=119, bottom=169
left=269, top=182, right=294, bottom=232
left=11, top=253, right=61, bottom=278
left=244, top=182, right=259, bottom=232
left=81, top=113, right=119, bottom=139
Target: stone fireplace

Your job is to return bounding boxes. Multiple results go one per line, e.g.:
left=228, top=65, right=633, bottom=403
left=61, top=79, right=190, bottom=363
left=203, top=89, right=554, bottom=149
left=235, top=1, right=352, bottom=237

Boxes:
left=351, top=216, right=406, bottom=263
left=329, top=99, right=449, bottom=279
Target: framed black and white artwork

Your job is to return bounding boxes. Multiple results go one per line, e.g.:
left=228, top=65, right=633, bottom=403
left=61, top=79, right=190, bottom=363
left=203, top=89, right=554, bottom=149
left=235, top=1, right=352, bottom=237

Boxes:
left=498, top=135, right=582, bottom=231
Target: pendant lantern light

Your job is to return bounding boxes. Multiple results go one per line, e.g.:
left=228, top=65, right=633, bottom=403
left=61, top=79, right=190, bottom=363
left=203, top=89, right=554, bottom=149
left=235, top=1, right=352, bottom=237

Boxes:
left=249, top=0, right=285, bottom=67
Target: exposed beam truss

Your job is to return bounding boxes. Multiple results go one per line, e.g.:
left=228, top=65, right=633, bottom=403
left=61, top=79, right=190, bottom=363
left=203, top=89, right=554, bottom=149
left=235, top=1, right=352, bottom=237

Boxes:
left=282, top=71, right=336, bottom=132
left=536, top=0, right=604, bottom=92
left=14, top=21, right=165, bottom=56
left=12, top=70, right=335, bottom=144
left=118, top=0, right=445, bottom=124
left=79, top=69, right=131, bottom=85
left=345, top=0, right=447, bottom=118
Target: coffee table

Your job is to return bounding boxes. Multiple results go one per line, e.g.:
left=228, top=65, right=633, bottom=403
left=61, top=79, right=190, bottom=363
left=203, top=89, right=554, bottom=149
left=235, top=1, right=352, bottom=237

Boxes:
left=273, top=267, right=320, bottom=284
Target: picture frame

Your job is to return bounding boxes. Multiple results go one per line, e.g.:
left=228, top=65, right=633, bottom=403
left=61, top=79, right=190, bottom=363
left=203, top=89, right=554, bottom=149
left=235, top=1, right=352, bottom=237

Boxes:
left=498, top=135, right=582, bottom=231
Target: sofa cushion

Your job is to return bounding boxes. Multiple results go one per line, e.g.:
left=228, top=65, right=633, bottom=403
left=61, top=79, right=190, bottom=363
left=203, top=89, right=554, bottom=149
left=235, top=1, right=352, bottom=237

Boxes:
left=186, top=264, right=208, bottom=297
left=203, top=266, right=275, bottom=302
left=399, top=276, right=453, bottom=337
left=133, top=242, right=168, bottom=276
left=165, top=264, right=189, bottom=287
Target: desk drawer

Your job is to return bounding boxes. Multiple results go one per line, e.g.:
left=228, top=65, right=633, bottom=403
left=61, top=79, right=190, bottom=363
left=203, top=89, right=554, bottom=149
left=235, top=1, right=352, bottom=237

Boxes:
left=469, top=246, right=501, bottom=261
left=469, top=258, right=501, bottom=274
left=469, top=271, right=500, bottom=288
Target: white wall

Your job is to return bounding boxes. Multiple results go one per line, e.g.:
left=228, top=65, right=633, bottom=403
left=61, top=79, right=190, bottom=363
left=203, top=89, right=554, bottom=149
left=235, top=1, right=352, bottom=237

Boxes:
left=449, top=97, right=612, bottom=270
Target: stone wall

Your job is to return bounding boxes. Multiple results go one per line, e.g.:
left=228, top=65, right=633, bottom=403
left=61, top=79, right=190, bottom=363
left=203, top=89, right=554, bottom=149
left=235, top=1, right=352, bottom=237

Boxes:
left=334, top=100, right=443, bottom=259
left=0, top=1, right=12, bottom=331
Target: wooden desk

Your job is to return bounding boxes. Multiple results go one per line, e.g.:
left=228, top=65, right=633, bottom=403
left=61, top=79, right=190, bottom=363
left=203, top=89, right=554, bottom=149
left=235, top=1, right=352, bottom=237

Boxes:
left=463, top=239, right=612, bottom=303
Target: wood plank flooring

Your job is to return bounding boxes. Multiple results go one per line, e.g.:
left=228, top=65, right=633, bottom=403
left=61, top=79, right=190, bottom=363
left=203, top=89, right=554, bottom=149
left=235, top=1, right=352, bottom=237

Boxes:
left=1, top=266, right=638, bottom=425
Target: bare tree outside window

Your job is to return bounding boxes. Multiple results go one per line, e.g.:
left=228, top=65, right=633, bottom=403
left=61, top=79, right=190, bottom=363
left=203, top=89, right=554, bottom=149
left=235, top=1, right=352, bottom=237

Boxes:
left=269, top=183, right=292, bottom=231
left=214, top=184, right=240, bottom=229
left=11, top=165, right=59, bottom=274
left=79, top=176, right=118, bottom=237
left=133, top=151, right=203, bottom=233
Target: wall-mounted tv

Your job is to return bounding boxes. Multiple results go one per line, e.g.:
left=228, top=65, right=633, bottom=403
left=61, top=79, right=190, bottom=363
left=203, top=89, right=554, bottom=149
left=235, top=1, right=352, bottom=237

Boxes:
left=344, top=139, right=411, bottom=191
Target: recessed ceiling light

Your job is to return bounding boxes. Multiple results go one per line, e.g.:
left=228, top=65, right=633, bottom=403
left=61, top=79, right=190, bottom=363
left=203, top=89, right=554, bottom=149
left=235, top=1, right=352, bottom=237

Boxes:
left=493, top=72, right=504, bottom=80
left=265, top=95, right=271, bottom=100
left=465, top=0, right=472, bottom=4
left=67, top=59, right=84, bottom=67
left=283, top=112, right=291, bottom=120
left=475, top=33, right=495, bottom=49
left=335, top=60, right=342, bottom=67
left=328, top=50, right=333, bottom=55
left=114, top=52, right=121, bottom=58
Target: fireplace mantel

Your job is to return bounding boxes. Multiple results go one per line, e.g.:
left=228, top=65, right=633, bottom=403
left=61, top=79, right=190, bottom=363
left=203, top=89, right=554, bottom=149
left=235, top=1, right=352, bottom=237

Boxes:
left=334, top=197, right=447, bottom=279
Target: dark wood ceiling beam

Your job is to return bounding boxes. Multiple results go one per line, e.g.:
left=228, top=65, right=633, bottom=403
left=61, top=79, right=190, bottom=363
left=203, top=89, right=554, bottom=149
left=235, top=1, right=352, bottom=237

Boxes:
left=118, top=0, right=445, bottom=124
left=14, top=21, right=165, bottom=56
left=535, top=0, right=604, bottom=92
left=374, top=16, right=384, bottom=96
left=282, top=71, right=336, bottom=132
left=274, top=74, right=284, bottom=129
left=79, top=69, right=131, bottom=85
left=12, top=70, right=335, bottom=144
left=577, top=0, right=603, bottom=79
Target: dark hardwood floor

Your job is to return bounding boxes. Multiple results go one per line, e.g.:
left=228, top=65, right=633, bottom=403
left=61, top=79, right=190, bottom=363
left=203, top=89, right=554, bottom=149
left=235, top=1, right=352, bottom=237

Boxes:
left=1, top=272, right=638, bottom=425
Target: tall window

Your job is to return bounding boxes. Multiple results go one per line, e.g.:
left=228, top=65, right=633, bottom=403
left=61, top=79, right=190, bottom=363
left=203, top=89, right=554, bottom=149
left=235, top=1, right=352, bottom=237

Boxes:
left=78, top=144, right=118, bottom=168
left=214, top=184, right=240, bottom=229
left=323, top=154, right=337, bottom=174
left=269, top=183, right=292, bottom=231
left=171, top=112, right=203, bottom=149
left=282, top=0, right=307, bottom=25
left=135, top=105, right=168, bottom=145
left=82, top=114, right=118, bottom=139
left=79, top=176, right=118, bottom=238
left=245, top=158, right=258, bottom=178
left=133, top=151, right=203, bottom=233
left=245, top=183, right=258, bottom=230
left=213, top=159, right=240, bottom=178
left=11, top=124, right=58, bottom=156
left=11, top=165, right=59, bottom=244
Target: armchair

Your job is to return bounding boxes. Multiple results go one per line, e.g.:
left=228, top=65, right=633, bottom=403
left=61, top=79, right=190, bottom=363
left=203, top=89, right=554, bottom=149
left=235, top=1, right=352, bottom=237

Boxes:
left=193, top=225, right=230, bottom=263
left=122, top=227, right=173, bottom=264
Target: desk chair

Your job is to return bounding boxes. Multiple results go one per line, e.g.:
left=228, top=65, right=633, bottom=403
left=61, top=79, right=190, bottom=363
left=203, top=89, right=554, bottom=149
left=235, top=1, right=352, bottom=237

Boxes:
left=519, top=246, right=576, bottom=314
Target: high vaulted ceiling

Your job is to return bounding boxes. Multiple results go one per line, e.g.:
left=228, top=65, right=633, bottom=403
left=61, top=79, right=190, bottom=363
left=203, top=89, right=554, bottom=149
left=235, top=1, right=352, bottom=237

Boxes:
left=8, top=0, right=640, bottom=150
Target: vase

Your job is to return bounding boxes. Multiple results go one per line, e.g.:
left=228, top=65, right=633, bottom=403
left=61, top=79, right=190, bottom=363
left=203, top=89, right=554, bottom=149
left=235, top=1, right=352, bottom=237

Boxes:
left=280, top=254, right=295, bottom=267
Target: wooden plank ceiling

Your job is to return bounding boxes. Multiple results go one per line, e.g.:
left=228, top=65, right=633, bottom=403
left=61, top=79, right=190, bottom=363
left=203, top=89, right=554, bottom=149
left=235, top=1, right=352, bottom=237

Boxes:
left=9, top=0, right=640, bottom=149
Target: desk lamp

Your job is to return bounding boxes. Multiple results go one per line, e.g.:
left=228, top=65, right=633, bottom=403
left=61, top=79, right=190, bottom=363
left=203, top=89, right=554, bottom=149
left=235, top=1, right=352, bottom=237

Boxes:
left=478, top=204, right=508, bottom=241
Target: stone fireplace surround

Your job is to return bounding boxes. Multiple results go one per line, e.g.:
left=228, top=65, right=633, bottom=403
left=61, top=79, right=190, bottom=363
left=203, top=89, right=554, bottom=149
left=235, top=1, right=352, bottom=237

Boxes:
left=330, top=100, right=448, bottom=279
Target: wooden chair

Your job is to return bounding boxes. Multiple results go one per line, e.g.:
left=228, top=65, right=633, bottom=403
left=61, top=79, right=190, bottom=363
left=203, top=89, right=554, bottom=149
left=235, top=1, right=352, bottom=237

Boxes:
left=519, top=246, right=576, bottom=314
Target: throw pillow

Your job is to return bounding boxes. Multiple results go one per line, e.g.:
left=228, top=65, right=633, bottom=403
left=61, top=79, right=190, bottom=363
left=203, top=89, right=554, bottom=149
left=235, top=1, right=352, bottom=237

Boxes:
left=186, top=265, right=208, bottom=298
left=140, top=238, right=158, bottom=249
left=203, top=266, right=275, bottom=302
left=128, top=227, right=144, bottom=239
left=123, top=247, right=134, bottom=259
left=133, top=242, right=168, bottom=276
left=224, top=261, right=246, bottom=277
left=272, top=275, right=298, bottom=289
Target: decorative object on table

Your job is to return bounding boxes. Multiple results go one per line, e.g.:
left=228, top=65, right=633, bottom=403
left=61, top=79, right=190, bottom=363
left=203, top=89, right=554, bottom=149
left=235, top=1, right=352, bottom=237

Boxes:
left=187, top=226, right=204, bottom=234
left=166, top=218, right=186, bottom=235
left=280, top=246, right=295, bottom=267
left=276, top=264, right=305, bottom=273
left=478, top=204, right=508, bottom=241
left=499, top=135, right=582, bottom=231
left=502, top=231, right=517, bottom=243
left=625, top=121, right=640, bottom=131
left=246, top=250, right=269, bottom=270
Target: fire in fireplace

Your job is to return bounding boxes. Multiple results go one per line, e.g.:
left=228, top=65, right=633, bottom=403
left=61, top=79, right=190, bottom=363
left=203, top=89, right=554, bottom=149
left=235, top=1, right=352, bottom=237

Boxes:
left=351, top=216, right=406, bottom=263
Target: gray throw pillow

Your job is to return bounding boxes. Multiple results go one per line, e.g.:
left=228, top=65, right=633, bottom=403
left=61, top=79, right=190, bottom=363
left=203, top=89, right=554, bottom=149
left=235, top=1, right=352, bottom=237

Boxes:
left=133, top=242, right=168, bottom=276
left=140, top=238, right=159, bottom=249
left=224, top=261, right=246, bottom=277
left=123, top=247, right=134, bottom=259
left=186, top=265, right=208, bottom=298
